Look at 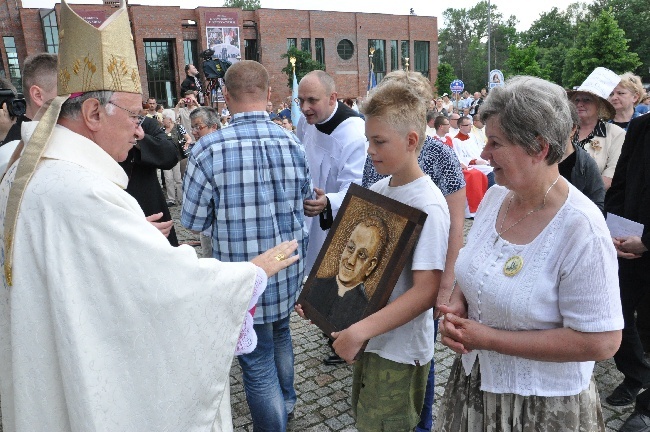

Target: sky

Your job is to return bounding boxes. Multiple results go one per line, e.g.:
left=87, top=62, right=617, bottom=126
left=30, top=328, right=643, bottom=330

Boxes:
left=22, top=0, right=588, bottom=32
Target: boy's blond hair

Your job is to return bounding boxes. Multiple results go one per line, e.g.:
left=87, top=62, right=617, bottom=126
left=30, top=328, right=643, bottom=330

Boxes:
left=361, top=71, right=433, bottom=151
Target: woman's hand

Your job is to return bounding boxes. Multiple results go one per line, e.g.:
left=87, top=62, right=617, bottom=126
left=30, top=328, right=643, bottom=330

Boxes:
left=251, top=240, right=299, bottom=278
left=439, top=312, right=495, bottom=355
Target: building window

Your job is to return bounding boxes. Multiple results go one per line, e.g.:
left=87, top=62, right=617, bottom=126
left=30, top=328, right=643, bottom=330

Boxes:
left=143, top=40, right=177, bottom=108
left=3, top=37, right=21, bottom=92
left=301, top=38, right=311, bottom=54
left=286, top=38, right=297, bottom=50
left=336, top=39, right=354, bottom=61
left=41, top=9, right=59, bottom=54
left=401, top=40, right=409, bottom=70
left=390, top=40, right=398, bottom=71
left=368, top=39, right=386, bottom=83
left=245, top=39, right=258, bottom=61
left=414, top=41, right=430, bottom=78
left=315, top=38, right=325, bottom=66
left=183, top=40, right=197, bottom=68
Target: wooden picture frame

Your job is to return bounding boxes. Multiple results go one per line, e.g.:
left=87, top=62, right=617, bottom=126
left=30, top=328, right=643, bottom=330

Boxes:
left=298, top=183, right=428, bottom=339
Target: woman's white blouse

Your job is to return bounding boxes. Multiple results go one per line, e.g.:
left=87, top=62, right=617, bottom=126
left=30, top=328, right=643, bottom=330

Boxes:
left=457, top=185, right=623, bottom=396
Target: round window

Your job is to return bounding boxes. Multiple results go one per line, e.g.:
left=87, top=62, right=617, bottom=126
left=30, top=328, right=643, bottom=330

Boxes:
left=337, top=39, right=354, bottom=60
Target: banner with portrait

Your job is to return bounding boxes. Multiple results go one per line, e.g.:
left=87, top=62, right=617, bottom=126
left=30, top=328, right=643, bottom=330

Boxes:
left=205, top=12, right=241, bottom=64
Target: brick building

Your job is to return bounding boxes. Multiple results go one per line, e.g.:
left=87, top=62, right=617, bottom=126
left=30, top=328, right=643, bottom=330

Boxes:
left=0, top=0, right=438, bottom=107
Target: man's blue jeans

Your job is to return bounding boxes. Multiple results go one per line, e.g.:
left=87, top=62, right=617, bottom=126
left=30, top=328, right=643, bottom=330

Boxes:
left=238, top=315, right=296, bottom=432
left=415, top=319, right=439, bottom=432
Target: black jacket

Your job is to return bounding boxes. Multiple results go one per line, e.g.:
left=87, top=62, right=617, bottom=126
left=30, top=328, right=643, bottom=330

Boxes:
left=605, top=113, right=650, bottom=260
left=119, top=116, right=180, bottom=246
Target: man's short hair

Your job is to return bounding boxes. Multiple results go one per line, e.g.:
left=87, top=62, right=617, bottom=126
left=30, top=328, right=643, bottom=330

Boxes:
left=223, top=60, right=269, bottom=103
left=59, top=91, right=113, bottom=119
left=458, top=115, right=472, bottom=126
left=362, top=70, right=432, bottom=151
left=301, top=70, right=335, bottom=95
left=22, top=53, right=58, bottom=106
left=434, top=115, right=449, bottom=130
left=185, top=64, right=191, bottom=74
left=426, top=110, right=438, bottom=124
left=190, top=106, right=220, bottom=127
left=183, top=90, right=195, bottom=97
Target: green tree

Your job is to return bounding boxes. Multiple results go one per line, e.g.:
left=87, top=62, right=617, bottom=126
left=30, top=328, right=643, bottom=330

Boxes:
left=589, top=0, right=650, bottom=81
left=504, top=43, right=548, bottom=79
left=434, top=62, right=455, bottom=95
left=222, top=0, right=260, bottom=10
left=280, top=47, right=324, bottom=89
left=438, top=1, right=518, bottom=91
left=563, top=8, right=641, bottom=87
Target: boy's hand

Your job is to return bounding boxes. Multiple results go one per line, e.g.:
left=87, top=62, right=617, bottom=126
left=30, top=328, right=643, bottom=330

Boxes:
left=331, top=325, right=365, bottom=364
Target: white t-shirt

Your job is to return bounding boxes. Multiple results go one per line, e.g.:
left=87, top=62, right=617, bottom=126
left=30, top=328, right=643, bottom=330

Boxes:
left=458, top=184, right=623, bottom=396
left=365, top=175, right=450, bottom=365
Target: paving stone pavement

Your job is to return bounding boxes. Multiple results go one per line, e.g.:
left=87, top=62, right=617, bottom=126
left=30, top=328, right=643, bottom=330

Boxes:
left=170, top=207, right=634, bottom=432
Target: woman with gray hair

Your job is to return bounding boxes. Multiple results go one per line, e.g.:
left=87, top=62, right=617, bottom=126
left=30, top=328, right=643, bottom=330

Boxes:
left=435, top=76, right=623, bottom=431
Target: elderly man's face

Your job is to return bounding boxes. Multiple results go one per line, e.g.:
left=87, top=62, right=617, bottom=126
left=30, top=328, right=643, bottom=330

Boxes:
left=338, top=223, right=381, bottom=288
left=99, top=92, right=143, bottom=162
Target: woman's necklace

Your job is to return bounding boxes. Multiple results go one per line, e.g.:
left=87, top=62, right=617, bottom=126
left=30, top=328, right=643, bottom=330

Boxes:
left=495, top=174, right=561, bottom=245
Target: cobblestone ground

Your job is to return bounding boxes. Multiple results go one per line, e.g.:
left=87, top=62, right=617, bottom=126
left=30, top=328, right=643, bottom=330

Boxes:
left=174, top=210, right=632, bottom=431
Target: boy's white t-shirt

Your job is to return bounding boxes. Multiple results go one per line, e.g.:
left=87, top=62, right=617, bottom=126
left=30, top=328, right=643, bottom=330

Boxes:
left=365, top=175, right=450, bottom=366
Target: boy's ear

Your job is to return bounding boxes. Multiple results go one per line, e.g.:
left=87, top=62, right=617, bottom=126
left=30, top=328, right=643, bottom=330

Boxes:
left=407, top=131, right=419, bottom=151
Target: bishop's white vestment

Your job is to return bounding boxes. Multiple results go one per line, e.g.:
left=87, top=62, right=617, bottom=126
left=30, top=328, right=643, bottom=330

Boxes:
left=0, top=122, right=257, bottom=431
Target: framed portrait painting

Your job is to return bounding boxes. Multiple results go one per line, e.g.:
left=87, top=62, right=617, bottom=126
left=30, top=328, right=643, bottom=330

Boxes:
left=298, top=183, right=428, bottom=338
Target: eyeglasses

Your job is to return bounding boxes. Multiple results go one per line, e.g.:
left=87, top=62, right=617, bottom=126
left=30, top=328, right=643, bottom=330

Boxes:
left=108, top=101, right=146, bottom=127
left=460, top=123, right=472, bottom=128
left=191, top=124, right=209, bottom=131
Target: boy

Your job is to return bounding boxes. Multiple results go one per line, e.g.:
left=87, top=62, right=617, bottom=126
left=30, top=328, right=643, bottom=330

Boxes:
left=328, top=72, right=450, bottom=430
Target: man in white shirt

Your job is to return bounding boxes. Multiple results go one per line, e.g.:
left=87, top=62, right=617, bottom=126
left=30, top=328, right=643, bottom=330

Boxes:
left=296, top=70, right=367, bottom=365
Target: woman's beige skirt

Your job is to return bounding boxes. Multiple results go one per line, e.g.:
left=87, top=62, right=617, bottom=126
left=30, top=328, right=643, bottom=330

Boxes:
left=434, top=356, right=605, bottom=432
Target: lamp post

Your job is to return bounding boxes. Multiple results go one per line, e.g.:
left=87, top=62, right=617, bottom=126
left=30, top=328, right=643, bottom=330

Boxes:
left=289, top=56, right=296, bottom=74
left=404, top=57, right=410, bottom=71
left=487, top=0, right=491, bottom=86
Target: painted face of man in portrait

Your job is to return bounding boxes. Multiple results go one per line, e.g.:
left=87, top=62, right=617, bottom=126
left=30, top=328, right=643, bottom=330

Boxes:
left=337, top=223, right=383, bottom=289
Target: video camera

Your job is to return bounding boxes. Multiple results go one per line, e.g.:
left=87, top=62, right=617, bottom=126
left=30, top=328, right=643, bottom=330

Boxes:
left=200, top=49, right=231, bottom=80
left=0, top=88, right=26, bottom=118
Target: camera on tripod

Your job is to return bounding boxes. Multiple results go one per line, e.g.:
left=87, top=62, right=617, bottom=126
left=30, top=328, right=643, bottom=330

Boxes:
left=0, top=89, right=26, bottom=118
left=200, top=49, right=231, bottom=80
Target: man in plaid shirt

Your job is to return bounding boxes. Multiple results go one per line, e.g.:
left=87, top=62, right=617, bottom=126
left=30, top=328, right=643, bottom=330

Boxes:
left=181, top=60, right=312, bottom=431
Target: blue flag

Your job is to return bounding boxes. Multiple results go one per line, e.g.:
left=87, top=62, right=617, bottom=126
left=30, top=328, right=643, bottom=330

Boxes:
left=291, top=70, right=300, bottom=126
left=367, top=69, right=377, bottom=93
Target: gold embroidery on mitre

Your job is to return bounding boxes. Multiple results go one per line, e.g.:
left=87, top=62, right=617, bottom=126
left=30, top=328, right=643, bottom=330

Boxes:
left=57, top=0, right=141, bottom=96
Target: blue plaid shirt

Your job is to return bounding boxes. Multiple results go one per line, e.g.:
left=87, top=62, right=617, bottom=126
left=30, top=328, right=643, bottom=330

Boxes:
left=181, top=111, right=313, bottom=324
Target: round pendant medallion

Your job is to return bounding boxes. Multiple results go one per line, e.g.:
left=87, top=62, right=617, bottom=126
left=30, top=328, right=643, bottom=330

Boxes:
left=503, top=255, right=524, bottom=277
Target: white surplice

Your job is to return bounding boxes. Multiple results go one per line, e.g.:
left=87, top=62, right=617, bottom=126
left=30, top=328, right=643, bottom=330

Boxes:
left=297, top=113, right=367, bottom=274
left=452, top=132, right=494, bottom=176
left=0, top=122, right=257, bottom=431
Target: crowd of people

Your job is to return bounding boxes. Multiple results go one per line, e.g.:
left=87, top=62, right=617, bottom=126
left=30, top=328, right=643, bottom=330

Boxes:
left=0, top=2, right=647, bottom=431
